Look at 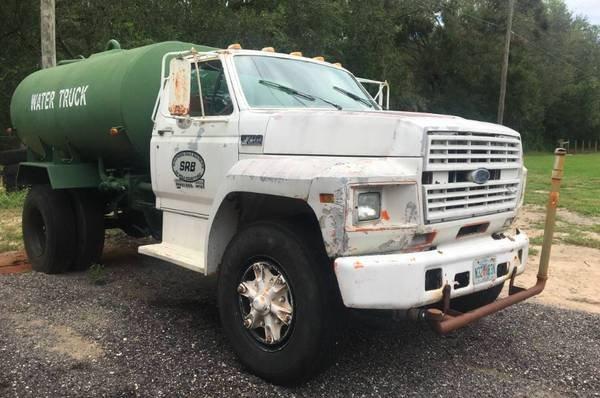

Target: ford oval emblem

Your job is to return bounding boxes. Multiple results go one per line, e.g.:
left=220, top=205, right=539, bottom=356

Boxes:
left=470, top=168, right=491, bottom=185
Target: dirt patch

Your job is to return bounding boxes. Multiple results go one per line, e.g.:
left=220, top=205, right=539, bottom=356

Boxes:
left=0, top=250, right=31, bottom=274
left=519, top=204, right=600, bottom=227
left=7, top=314, right=104, bottom=361
left=514, top=205, right=600, bottom=314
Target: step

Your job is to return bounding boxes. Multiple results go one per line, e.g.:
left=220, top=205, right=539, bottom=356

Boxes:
left=138, top=242, right=205, bottom=273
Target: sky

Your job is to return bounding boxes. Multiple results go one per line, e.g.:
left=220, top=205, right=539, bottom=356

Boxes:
left=564, top=0, right=600, bottom=25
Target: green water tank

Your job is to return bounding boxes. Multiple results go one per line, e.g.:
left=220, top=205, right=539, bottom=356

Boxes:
left=10, top=41, right=217, bottom=170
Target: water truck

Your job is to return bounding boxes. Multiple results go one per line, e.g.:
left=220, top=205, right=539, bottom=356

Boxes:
left=9, top=40, right=564, bottom=385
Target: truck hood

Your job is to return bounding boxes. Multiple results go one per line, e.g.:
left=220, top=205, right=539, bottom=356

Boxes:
left=261, top=110, right=520, bottom=157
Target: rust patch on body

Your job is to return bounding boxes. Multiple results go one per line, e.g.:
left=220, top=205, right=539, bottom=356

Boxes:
left=381, top=209, right=390, bottom=221
left=0, top=251, right=31, bottom=274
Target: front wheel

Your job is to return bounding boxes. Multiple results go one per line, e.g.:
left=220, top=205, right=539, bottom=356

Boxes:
left=218, top=222, right=338, bottom=385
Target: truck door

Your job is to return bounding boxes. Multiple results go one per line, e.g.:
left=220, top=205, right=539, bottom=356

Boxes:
left=151, top=56, right=239, bottom=216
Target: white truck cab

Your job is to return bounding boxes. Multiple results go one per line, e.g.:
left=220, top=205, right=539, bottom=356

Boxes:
left=137, top=46, right=529, bottom=383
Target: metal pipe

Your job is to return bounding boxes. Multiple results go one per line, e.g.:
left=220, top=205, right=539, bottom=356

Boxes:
left=538, top=148, right=566, bottom=280
left=427, top=148, right=566, bottom=334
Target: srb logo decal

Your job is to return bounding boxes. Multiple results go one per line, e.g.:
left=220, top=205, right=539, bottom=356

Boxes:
left=172, top=151, right=205, bottom=184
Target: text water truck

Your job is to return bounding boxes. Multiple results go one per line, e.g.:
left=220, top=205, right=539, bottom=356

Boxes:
left=10, top=40, right=558, bottom=385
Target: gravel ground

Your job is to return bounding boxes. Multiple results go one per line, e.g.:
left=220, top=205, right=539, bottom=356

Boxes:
left=0, top=245, right=599, bottom=397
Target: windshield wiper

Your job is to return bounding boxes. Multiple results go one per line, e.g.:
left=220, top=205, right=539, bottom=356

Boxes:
left=259, top=80, right=342, bottom=110
left=332, top=86, right=373, bottom=108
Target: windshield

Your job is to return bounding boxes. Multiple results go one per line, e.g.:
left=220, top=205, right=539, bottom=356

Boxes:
left=234, top=55, right=378, bottom=111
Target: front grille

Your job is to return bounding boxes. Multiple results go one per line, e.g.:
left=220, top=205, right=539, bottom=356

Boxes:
left=423, top=131, right=522, bottom=224
left=427, top=131, right=520, bottom=169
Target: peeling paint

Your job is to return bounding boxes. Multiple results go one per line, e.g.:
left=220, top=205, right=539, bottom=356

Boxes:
left=377, top=233, right=411, bottom=252
left=405, top=201, right=418, bottom=224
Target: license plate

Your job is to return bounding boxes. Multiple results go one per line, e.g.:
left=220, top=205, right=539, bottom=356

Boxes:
left=473, top=256, right=496, bottom=285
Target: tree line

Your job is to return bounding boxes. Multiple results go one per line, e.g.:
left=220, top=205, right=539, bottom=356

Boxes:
left=1, top=0, right=599, bottom=151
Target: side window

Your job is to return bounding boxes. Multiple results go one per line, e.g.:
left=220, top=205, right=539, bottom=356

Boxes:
left=189, top=60, right=233, bottom=117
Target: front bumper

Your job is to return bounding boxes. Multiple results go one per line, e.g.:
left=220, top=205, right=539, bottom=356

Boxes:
left=333, top=231, right=528, bottom=310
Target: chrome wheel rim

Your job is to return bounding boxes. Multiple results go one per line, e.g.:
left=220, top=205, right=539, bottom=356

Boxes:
left=237, top=260, right=294, bottom=347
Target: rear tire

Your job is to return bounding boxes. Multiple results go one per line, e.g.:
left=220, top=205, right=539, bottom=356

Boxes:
left=22, top=185, right=77, bottom=274
left=69, top=190, right=105, bottom=271
left=217, top=221, right=338, bottom=385
left=451, top=282, right=504, bottom=312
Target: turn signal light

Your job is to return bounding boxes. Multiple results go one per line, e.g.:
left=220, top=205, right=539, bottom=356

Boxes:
left=319, top=193, right=335, bottom=203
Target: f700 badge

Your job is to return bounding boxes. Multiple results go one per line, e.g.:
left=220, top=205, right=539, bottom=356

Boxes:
left=172, top=150, right=205, bottom=188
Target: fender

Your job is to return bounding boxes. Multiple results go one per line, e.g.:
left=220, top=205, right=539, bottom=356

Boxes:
left=204, top=155, right=421, bottom=274
left=17, top=162, right=100, bottom=189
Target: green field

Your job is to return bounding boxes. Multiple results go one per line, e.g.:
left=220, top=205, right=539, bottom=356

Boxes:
left=524, top=153, right=600, bottom=217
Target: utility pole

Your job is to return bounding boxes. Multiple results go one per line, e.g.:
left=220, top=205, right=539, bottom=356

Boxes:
left=40, top=0, right=56, bottom=68
left=497, top=0, right=515, bottom=125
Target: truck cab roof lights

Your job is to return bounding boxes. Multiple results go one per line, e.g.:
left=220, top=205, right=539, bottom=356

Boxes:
left=228, top=43, right=242, bottom=50
left=289, top=51, right=303, bottom=57
left=261, top=47, right=275, bottom=52
left=312, top=56, right=325, bottom=62
left=333, top=62, right=342, bottom=68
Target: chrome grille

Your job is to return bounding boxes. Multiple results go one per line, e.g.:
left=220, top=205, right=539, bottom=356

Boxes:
left=423, top=131, right=522, bottom=224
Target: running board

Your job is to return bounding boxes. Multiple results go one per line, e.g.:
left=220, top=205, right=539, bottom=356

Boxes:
left=138, top=243, right=205, bottom=273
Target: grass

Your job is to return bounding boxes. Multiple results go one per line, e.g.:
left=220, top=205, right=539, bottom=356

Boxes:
left=0, top=188, right=27, bottom=209
left=524, top=153, right=600, bottom=251
left=88, top=263, right=108, bottom=285
left=0, top=208, right=23, bottom=252
left=0, top=186, right=26, bottom=252
left=527, top=215, right=600, bottom=251
left=524, top=153, right=600, bottom=217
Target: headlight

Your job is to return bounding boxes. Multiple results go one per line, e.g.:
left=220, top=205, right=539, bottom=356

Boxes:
left=357, top=192, right=381, bottom=221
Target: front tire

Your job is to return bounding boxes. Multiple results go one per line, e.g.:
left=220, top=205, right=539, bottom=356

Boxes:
left=22, top=185, right=77, bottom=274
left=218, top=222, right=338, bottom=385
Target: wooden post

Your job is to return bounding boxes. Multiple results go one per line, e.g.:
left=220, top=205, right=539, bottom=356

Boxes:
left=595, top=140, right=598, bottom=152
left=497, top=0, right=515, bottom=125
left=40, top=0, right=56, bottom=68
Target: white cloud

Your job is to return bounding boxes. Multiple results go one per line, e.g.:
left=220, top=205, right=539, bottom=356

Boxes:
left=563, top=0, right=600, bottom=24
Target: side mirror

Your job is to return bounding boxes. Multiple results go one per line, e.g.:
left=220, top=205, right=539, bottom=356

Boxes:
left=167, top=57, right=191, bottom=116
